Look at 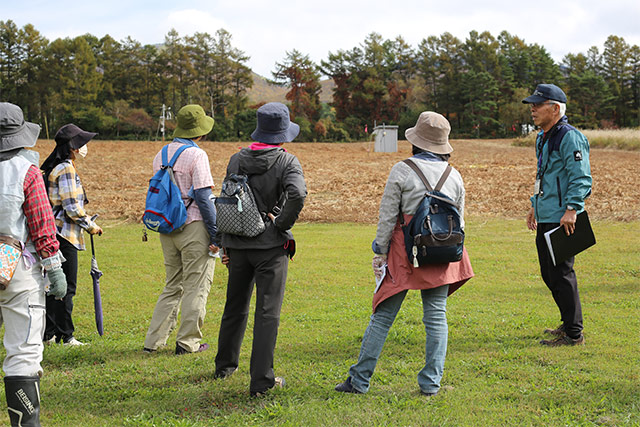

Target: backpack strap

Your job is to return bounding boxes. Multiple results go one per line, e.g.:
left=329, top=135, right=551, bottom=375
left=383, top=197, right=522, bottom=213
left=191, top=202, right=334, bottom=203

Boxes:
left=403, top=159, right=452, bottom=193
left=403, top=159, right=433, bottom=192
left=161, top=144, right=195, bottom=208
left=162, top=144, right=192, bottom=168
left=434, top=165, right=452, bottom=192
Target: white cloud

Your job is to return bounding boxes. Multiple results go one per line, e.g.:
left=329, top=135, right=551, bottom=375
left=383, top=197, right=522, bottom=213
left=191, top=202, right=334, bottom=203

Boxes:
left=4, top=0, right=640, bottom=77
left=164, top=9, right=228, bottom=37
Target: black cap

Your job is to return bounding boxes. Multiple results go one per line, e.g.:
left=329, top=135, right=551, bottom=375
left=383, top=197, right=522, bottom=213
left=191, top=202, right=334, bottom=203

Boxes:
left=522, top=84, right=567, bottom=104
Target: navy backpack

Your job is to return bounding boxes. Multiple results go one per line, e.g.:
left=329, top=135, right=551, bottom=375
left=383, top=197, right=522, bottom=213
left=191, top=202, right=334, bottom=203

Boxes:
left=142, top=144, right=192, bottom=233
left=401, top=159, right=464, bottom=267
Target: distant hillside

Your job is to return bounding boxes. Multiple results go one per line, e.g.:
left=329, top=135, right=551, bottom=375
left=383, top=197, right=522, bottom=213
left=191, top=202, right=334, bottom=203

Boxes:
left=247, top=72, right=334, bottom=105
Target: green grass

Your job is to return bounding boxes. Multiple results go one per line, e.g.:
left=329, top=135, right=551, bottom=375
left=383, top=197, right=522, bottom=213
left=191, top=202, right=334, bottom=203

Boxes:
left=515, top=128, right=640, bottom=150
left=1, top=219, right=639, bottom=426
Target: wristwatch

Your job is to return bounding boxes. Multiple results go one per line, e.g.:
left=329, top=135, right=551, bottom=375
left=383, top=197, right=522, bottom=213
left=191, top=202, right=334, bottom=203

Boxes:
left=566, top=205, right=576, bottom=211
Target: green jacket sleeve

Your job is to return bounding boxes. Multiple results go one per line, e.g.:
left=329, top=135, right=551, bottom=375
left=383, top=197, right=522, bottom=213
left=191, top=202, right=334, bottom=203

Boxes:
left=560, top=130, right=592, bottom=211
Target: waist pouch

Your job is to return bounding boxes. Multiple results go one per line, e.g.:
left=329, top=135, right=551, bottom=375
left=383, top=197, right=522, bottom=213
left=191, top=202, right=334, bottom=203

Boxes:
left=0, top=234, right=23, bottom=290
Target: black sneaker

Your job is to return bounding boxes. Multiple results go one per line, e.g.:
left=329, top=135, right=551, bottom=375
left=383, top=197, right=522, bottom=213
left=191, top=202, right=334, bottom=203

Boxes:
left=251, top=377, right=285, bottom=397
left=334, top=377, right=362, bottom=394
left=214, top=367, right=237, bottom=379
left=175, top=343, right=209, bottom=355
left=142, top=347, right=156, bottom=354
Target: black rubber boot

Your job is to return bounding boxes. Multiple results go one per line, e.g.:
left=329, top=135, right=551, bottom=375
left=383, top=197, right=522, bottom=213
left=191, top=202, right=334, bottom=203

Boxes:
left=4, top=376, right=41, bottom=426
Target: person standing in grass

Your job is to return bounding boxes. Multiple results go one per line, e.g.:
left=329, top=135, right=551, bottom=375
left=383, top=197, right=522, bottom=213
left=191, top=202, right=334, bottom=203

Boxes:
left=523, top=84, right=592, bottom=347
left=40, top=123, right=104, bottom=347
left=334, top=111, right=473, bottom=396
left=143, top=104, right=220, bottom=355
left=1, top=102, right=68, bottom=426
left=214, top=102, right=307, bottom=397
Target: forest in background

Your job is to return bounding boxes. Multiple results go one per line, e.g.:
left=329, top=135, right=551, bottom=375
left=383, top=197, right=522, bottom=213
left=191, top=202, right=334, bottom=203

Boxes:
left=1, top=20, right=639, bottom=141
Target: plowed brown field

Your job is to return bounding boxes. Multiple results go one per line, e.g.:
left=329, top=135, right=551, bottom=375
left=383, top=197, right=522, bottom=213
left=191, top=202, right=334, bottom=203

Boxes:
left=31, top=139, right=640, bottom=223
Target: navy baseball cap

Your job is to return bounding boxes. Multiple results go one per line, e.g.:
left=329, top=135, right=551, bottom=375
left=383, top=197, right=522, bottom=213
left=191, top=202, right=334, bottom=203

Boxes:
left=522, top=84, right=567, bottom=104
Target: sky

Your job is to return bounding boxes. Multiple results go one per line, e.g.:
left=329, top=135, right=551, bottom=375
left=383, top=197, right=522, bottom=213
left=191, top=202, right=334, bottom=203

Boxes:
left=4, top=0, right=640, bottom=77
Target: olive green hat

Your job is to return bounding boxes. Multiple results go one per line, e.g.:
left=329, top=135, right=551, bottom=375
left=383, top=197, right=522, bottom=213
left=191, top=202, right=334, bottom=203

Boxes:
left=173, top=104, right=214, bottom=139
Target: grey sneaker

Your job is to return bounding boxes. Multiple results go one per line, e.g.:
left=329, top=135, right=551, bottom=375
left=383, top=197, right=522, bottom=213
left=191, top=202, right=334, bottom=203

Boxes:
left=43, top=336, right=57, bottom=345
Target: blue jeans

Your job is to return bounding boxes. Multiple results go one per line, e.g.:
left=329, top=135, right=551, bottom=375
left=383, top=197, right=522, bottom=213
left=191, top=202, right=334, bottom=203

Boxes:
left=348, top=285, right=449, bottom=394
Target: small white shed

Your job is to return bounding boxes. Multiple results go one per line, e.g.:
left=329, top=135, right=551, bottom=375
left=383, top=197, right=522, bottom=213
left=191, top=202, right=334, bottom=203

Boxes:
left=373, top=124, right=398, bottom=152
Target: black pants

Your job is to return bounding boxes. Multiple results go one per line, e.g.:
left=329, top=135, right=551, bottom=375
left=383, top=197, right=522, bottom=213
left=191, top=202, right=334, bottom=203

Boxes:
left=215, top=246, right=288, bottom=394
left=44, top=236, right=78, bottom=342
left=536, top=223, right=583, bottom=338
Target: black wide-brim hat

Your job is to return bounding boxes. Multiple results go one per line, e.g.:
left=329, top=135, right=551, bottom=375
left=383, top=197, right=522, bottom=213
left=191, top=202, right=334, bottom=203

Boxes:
left=0, top=102, right=41, bottom=153
left=54, top=123, right=97, bottom=149
left=251, top=102, right=300, bottom=144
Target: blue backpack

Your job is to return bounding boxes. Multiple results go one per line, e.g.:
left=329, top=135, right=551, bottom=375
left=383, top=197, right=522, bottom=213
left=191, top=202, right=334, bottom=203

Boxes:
left=142, top=144, right=192, bottom=233
left=401, top=159, right=464, bottom=267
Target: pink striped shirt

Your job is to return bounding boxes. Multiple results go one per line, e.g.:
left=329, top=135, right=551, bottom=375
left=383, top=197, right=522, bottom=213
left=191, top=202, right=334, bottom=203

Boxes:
left=152, top=142, right=214, bottom=224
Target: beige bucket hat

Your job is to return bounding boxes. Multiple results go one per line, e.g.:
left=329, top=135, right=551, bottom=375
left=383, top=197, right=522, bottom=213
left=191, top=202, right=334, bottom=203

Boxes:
left=405, top=111, right=452, bottom=154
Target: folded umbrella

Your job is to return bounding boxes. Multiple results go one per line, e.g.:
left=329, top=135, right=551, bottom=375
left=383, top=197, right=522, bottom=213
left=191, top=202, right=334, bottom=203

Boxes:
left=90, top=230, right=104, bottom=336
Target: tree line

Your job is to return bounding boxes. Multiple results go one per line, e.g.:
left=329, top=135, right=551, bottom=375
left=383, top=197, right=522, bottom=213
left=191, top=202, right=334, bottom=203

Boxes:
left=1, top=20, right=639, bottom=141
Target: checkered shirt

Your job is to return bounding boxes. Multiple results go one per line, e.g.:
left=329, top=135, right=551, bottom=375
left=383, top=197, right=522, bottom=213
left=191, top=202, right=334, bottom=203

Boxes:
left=22, top=165, right=59, bottom=256
left=152, top=142, right=214, bottom=224
left=47, top=160, right=99, bottom=250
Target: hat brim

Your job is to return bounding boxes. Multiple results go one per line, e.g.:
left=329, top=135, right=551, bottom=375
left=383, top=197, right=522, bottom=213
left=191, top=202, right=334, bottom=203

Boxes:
left=251, top=121, right=300, bottom=144
left=173, top=116, right=215, bottom=139
left=0, top=121, right=40, bottom=153
left=69, top=130, right=98, bottom=149
left=522, top=94, right=548, bottom=104
left=405, top=127, right=453, bottom=154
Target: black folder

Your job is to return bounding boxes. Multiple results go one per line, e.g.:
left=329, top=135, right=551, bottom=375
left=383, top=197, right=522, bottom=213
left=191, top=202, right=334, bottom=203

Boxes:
left=544, top=211, right=596, bottom=266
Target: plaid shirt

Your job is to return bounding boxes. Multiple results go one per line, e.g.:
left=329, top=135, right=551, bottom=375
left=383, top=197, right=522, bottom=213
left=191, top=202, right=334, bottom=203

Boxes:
left=152, top=142, right=214, bottom=224
left=47, top=160, right=99, bottom=250
left=22, top=165, right=59, bottom=256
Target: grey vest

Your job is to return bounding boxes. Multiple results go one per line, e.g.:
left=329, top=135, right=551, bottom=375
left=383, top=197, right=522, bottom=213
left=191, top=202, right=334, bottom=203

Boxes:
left=0, top=150, right=40, bottom=247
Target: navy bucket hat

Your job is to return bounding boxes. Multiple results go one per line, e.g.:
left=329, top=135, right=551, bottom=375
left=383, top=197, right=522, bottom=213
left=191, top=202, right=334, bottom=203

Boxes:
left=522, top=84, right=567, bottom=104
left=251, top=102, right=300, bottom=144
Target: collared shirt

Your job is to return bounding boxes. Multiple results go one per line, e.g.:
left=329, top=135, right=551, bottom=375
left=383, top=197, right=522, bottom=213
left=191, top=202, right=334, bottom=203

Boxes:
left=47, top=160, right=99, bottom=250
left=22, top=165, right=59, bottom=256
left=152, top=142, right=214, bottom=224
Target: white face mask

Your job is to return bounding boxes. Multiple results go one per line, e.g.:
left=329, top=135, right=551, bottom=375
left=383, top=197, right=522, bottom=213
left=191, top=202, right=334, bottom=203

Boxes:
left=78, top=145, right=88, bottom=158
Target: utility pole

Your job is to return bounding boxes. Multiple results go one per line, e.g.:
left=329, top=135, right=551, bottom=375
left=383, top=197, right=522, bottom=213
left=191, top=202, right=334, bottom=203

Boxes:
left=160, top=104, right=172, bottom=142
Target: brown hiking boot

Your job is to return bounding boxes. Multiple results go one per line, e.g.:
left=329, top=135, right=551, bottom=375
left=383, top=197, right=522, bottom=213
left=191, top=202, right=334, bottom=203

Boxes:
left=540, top=332, right=585, bottom=347
left=543, top=324, right=565, bottom=336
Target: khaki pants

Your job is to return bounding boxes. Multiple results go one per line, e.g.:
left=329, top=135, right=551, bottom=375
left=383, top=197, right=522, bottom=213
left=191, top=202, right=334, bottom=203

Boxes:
left=144, top=221, right=214, bottom=352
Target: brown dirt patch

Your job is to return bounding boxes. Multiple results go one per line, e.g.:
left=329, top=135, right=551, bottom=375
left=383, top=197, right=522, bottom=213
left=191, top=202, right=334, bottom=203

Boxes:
left=31, top=139, right=640, bottom=223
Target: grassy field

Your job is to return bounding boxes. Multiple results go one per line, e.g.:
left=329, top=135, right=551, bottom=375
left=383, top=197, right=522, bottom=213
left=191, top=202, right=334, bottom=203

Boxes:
left=515, top=128, right=640, bottom=150
left=1, top=219, right=639, bottom=426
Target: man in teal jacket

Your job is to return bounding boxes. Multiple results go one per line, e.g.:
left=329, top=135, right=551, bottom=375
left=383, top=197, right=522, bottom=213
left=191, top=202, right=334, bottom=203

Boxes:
left=523, top=84, right=592, bottom=346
